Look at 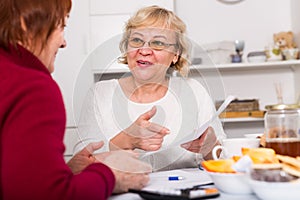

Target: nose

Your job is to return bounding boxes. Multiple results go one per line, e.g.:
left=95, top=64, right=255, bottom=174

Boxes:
left=60, top=39, right=67, bottom=48
left=138, top=43, right=152, bottom=55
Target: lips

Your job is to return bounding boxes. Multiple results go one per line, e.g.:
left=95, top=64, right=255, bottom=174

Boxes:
left=137, top=60, right=153, bottom=68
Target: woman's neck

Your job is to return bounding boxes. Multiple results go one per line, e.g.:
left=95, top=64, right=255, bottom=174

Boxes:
left=120, top=76, right=169, bottom=103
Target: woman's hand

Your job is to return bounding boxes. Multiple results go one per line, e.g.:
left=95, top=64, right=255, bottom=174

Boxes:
left=181, top=126, right=220, bottom=160
left=110, top=106, right=170, bottom=151
left=110, top=169, right=150, bottom=194
left=69, top=141, right=152, bottom=193
left=67, top=141, right=104, bottom=174
left=94, top=150, right=152, bottom=194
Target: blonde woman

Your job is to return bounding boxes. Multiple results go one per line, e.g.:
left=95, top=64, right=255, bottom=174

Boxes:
left=76, top=5, right=225, bottom=171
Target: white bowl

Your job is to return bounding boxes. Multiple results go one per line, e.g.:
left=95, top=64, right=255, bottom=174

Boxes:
left=247, top=51, right=267, bottom=63
left=249, top=179, right=300, bottom=200
left=206, top=171, right=253, bottom=194
left=247, top=55, right=266, bottom=63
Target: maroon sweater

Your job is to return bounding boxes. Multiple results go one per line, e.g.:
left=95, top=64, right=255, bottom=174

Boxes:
left=0, top=45, right=115, bottom=200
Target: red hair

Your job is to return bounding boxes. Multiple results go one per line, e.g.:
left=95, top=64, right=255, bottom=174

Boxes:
left=0, top=0, right=72, bottom=51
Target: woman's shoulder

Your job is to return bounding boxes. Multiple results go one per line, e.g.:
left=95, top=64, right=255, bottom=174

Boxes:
left=89, top=79, right=122, bottom=101
left=94, top=79, right=118, bottom=87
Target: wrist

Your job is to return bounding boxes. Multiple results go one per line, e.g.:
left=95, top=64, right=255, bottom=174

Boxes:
left=110, top=131, right=135, bottom=150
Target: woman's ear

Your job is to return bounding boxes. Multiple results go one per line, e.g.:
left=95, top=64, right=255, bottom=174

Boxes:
left=172, top=53, right=179, bottom=64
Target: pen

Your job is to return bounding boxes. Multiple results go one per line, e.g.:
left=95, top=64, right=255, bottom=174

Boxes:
left=168, top=176, right=184, bottom=181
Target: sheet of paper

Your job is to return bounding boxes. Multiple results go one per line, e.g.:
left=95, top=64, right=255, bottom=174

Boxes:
left=173, top=95, right=235, bottom=145
left=143, top=168, right=213, bottom=192
left=108, top=169, right=214, bottom=200
left=141, top=95, right=235, bottom=158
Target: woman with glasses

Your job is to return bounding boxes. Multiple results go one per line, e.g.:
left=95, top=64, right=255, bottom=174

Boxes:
left=75, top=5, right=225, bottom=171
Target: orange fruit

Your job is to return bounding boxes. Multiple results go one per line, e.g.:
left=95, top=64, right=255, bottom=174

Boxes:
left=201, top=159, right=236, bottom=173
left=232, top=155, right=241, bottom=162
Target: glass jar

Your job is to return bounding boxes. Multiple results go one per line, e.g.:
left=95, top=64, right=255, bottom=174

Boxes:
left=264, top=104, right=300, bottom=157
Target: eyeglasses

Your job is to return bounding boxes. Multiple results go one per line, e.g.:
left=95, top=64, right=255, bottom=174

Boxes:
left=128, top=37, right=177, bottom=51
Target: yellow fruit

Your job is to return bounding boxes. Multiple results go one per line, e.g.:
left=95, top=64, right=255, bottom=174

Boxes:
left=241, top=147, right=279, bottom=164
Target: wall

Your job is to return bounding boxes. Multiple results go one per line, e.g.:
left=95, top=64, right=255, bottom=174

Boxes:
left=175, top=0, right=293, bottom=56
left=52, top=0, right=89, bottom=127
left=174, top=0, right=298, bottom=105
left=291, top=0, right=300, bottom=46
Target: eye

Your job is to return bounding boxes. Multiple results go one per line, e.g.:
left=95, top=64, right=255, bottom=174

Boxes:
left=128, top=37, right=145, bottom=48
left=150, top=40, right=166, bottom=47
left=130, top=37, right=144, bottom=44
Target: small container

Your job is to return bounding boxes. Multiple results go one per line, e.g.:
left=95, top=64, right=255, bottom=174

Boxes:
left=281, top=48, right=299, bottom=60
left=231, top=54, right=242, bottom=63
left=264, top=104, right=300, bottom=157
left=247, top=51, right=267, bottom=63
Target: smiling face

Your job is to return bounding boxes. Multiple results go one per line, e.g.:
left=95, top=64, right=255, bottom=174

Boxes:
left=33, top=23, right=67, bottom=73
left=126, top=27, right=179, bottom=83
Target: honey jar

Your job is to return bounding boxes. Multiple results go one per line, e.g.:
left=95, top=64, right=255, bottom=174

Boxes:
left=264, top=104, right=300, bottom=157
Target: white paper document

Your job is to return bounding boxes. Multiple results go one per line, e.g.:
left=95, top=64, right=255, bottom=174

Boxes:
left=143, top=168, right=213, bottom=192
left=108, top=169, right=214, bottom=200
left=173, top=95, right=235, bottom=145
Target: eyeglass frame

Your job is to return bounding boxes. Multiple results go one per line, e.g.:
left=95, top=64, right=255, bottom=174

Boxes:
left=127, top=37, right=178, bottom=51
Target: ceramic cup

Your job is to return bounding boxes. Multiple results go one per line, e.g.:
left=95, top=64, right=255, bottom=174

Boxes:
left=212, top=138, right=260, bottom=160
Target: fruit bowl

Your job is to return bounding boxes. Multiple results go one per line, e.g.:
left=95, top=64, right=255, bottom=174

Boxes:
left=205, top=171, right=253, bottom=194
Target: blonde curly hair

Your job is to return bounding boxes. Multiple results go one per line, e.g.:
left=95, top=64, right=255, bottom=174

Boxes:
left=118, top=5, right=190, bottom=77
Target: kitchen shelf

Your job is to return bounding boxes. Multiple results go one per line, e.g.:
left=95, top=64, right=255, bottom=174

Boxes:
left=220, top=117, right=264, bottom=123
left=217, top=60, right=300, bottom=68
left=191, top=60, right=300, bottom=71
left=92, top=60, right=300, bottom=74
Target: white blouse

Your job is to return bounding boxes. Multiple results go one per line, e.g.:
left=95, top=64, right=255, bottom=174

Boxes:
left=74, top=76, right=225, bottom=171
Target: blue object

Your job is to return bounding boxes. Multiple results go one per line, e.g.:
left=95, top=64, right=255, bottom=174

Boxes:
left=231, top=54, right=242, bottom=63
left=168, top=176, right=184, bottom=181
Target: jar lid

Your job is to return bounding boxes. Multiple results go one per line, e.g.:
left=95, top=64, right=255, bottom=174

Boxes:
left=265, top=104, right=300, bottom=110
